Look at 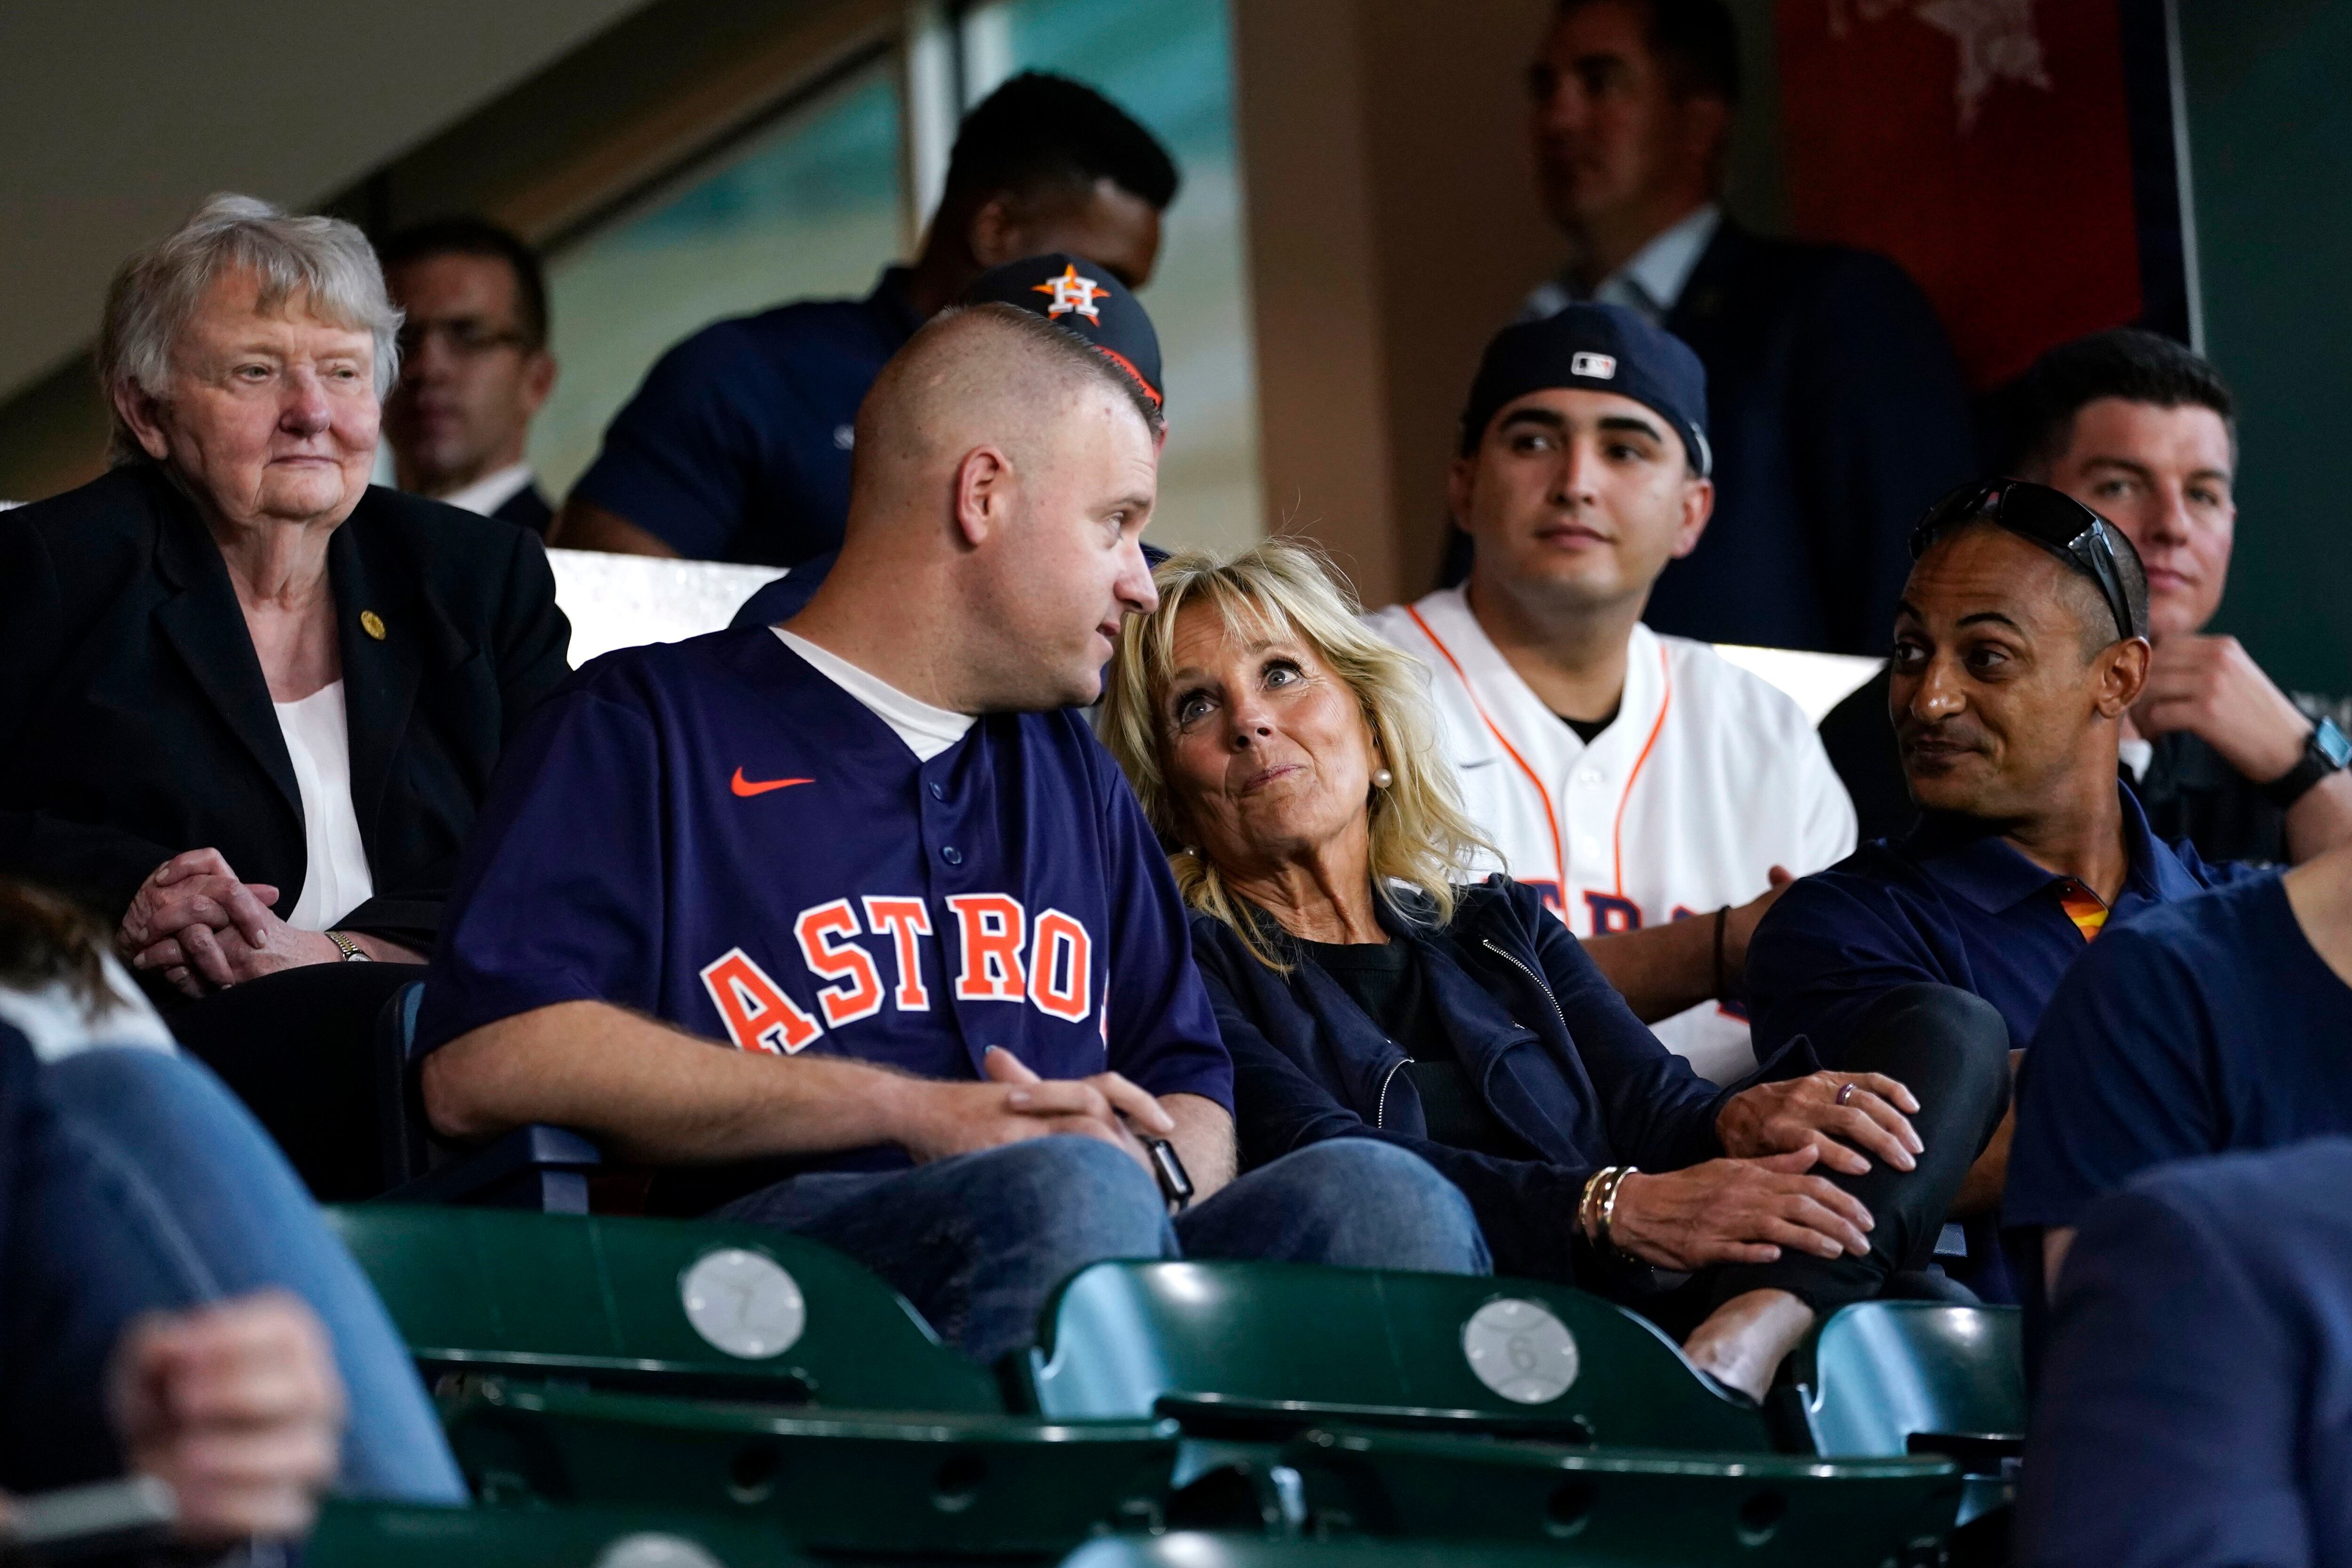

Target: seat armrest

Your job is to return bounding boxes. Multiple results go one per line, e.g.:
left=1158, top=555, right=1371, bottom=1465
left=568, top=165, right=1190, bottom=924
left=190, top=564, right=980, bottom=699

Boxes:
left=381, top=1124, right=602, bottom=1211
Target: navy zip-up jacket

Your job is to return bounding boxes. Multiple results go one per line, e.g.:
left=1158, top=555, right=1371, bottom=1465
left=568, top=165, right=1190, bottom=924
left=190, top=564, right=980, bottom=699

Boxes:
left=1192, top=876, right=1813, bottom=1284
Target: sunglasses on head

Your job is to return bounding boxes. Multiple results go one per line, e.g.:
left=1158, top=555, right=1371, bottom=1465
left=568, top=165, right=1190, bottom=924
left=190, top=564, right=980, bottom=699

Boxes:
left=1909, top=479, right=2145, bottom=643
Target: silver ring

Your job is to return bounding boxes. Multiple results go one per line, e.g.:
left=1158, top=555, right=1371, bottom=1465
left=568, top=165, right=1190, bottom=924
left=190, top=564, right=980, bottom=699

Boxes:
left=1835, top=1082, right=1856, bottom=1107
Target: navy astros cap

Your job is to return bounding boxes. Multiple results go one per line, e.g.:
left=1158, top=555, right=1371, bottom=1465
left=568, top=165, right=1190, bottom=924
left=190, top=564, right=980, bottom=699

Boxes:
left=963, top=252, right=1165, bottom=409
left=1460, top=303, right=1710, bottom=477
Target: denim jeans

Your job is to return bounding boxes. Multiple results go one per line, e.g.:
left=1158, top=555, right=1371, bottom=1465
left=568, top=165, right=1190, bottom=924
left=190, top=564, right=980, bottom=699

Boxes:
left=721, top=1136, right=1490, bottom=1362
left=0, top=1030, right=465, bottom=1503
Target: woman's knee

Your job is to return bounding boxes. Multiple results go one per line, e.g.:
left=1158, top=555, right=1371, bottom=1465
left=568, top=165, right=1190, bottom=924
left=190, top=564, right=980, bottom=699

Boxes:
left=1261, top=1140, right=1490, bottom=1274
left=1847, top=983, right=2012, bottom=1139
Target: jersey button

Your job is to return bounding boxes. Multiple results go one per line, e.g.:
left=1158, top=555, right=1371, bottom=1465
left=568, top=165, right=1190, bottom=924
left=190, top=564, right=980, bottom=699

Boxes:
left=941, top=845, right=963, bottom=865
left=929, top=782, right=946, bottom=800
left=1575, top=768, right=1602, bottom=786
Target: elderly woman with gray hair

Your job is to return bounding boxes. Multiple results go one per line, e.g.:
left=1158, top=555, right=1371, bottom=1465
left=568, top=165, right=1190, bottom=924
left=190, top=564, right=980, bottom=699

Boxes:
left=0, top=195, right=570, bottom=1197
left=1101, top=540, right=2010, bottom=1398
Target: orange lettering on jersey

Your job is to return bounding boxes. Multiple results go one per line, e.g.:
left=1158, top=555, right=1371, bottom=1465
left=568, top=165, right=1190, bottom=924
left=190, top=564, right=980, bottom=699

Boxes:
left=699, top=947, right=822, bottom=1055
left=794, top=899, right=884, bottom=1028
left=860, top=896, right=932, bottom=1011
left=947, top=893, right=1027, bottom=1001
left=1027, top=908, right=1093, bottom=1023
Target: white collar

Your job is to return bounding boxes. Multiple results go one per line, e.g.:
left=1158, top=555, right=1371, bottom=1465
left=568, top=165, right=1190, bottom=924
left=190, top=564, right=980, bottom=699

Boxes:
left=773, top=628, right=975, bottom=763
left=1595, top=204, right=1721, bottom=319
left=436, top=462, right=536, bottom=518
left=1406, top=586, right=1666, bottom=770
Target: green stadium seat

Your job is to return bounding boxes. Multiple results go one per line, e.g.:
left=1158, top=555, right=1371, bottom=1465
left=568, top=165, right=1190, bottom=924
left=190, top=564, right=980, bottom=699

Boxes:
left=445, top=1382, right=1177, bottom=1556
left=1279, top=1427, right=1961, bottom=1567
left=326, top=1204, right=1001, bottom=1409
left=1782, top=1302, right=2025, bottom=1528
left=1020, top=1260, right=1778, bottom=1452
left=1059, top=1531, right=1594, bottom=1568
left=328, top=1206, right=1184, bottom=1556
left=307, top=1498, right=811, bottom=1568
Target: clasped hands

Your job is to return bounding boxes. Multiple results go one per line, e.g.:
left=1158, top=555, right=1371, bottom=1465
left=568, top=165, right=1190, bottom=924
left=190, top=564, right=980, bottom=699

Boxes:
left=119, top=848, right=344, bottom=998
left=897, top=1044, right=1175, bottom=1183
left=1603, top=1071, right=1924, bottom=1273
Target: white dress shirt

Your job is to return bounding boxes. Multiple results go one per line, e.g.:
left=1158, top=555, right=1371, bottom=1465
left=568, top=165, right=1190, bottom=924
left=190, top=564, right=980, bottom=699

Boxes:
left=438, top=462, right=538, bottom=518
left=274, top=682, right=375, bottom=931
left=1521, top=204, right=1724, bottom=324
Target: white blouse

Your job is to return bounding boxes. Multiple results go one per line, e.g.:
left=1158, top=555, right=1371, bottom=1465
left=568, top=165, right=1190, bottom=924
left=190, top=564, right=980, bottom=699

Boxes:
left=273, top=681, right=375, bottom=931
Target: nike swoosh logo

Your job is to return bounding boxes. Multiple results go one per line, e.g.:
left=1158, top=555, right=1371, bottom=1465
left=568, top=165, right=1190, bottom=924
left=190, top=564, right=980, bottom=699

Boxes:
left=731, top=768, right=814, bottom=797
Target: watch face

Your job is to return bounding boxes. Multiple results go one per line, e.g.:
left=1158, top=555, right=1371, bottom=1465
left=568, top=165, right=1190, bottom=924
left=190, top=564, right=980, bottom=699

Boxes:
left=2317, top=719, right=2352, bottom=769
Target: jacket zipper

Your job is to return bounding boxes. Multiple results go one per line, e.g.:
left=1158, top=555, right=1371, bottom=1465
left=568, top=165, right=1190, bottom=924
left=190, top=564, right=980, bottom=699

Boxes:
left=1373, top=1057, right=1408, bottom=1130
left=1482, top=938, right=1570, bottom=1036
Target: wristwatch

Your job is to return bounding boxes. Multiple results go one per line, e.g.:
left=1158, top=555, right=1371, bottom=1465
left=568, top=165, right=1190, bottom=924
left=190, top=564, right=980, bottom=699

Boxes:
left=2263, top=717, right=2352, bottom=810
left=325, top=931, right=373, bottom=963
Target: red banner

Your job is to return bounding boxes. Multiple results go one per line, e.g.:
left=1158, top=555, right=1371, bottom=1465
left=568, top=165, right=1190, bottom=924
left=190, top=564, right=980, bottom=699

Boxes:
left=1777, top=0, right=2142, bottom=389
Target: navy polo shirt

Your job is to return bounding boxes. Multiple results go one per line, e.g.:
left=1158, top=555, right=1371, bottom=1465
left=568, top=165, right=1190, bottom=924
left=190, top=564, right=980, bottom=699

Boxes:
left=416, top=626, right=1232, bottom=1213
left=1747, top=785, right=2257, bottom=1299
left=570, top=269, right=925, bottom=565
left=2005, top=871, right=2346, bottom=1233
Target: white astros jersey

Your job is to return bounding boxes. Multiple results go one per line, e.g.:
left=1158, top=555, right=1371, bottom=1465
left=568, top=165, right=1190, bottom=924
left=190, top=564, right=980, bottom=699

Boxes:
left=1367, top=587, right=1857, bottom=1084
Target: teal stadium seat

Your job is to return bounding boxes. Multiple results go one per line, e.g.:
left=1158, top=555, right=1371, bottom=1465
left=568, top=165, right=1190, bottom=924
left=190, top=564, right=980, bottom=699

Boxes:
left=1279, top=1427, right=1960, bottom=1567
left=307, top=1499, right=812, bottom=1568
left=1783, top=1302, right=2025, bottom=1528
left=1022, top=1260, right=1777, bottom=1451
left=327, top=1206, right=1179, bottom=1555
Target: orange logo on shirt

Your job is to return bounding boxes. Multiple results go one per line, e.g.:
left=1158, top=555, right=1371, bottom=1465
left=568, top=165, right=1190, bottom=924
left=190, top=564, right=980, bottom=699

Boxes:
left=731, top=768, right=813, bottom=797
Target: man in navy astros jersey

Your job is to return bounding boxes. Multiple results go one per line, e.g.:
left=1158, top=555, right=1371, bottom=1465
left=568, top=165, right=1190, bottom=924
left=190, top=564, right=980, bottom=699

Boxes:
left=416, top=302, right=1486, bottom=1360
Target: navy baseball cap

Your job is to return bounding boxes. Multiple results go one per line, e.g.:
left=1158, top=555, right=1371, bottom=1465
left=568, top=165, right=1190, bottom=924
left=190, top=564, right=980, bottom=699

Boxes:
left=963, top=252, right=1165, bottom=409
left=1459, top=303, right=1710, bottom=476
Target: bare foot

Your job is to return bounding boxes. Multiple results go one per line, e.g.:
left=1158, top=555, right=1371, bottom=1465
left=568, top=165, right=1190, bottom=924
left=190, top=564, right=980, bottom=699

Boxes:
left=1683, top=1288, right=1816, bottom=1401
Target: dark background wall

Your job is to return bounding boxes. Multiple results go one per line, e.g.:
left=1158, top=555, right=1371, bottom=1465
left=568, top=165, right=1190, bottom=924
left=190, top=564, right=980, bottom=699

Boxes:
left=2182, top=1, right=2350, bottom=694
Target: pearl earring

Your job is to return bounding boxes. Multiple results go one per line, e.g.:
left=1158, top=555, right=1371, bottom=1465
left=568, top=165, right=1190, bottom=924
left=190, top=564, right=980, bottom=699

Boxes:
left=1372, top=767, right=1394, bottom=789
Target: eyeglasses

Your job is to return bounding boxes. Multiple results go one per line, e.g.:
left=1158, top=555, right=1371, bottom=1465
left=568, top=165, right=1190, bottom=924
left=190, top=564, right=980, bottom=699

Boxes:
left=1909, top=479, right=2145, bottom=642
left=395, top=318, right=532, bottom=359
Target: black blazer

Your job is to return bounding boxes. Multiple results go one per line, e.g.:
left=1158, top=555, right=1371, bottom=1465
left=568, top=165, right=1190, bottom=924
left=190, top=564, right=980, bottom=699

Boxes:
left=492, top=482, right=554, bottom=537
left=1645, top=221, right=1977, bottom=655
left=0, top=464, right=572, bottom=951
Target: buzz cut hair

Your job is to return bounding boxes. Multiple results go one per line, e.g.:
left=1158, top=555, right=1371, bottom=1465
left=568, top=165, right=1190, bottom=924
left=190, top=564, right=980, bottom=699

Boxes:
left=1553, top=0, right=1742, bottom=103
left=939, top=302, right=1167, bottom=441
left=942, top=72, right=1180, bottom=215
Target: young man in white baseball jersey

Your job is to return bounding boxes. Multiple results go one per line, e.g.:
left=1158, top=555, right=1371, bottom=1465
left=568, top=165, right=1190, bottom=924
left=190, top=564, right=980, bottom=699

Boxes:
left=1369, top=304, right=1855, bottom=1083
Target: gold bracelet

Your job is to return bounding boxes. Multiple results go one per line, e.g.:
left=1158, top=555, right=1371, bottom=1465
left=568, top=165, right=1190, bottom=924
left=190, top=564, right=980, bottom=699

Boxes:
left=1577, top=1168, right=1613, bottom=1241
left=1598, top=1166, right=1637, bottom=1258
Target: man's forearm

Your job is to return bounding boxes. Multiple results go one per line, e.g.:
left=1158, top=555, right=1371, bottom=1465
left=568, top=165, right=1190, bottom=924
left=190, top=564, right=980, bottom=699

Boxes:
left=1580, top=918, right=1715, bottom=1023
left=1161, top=1093, right=1237, bottom=1201
left=421, top=999, right=915, bottom=1163
left=548, top=496, right=683, bottom=557
left=2284, top=772, right=2352, bottom=862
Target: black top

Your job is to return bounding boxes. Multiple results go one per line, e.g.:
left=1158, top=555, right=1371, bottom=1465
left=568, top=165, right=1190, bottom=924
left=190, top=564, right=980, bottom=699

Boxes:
left=1556, top=705, right=1621, bottom=747
left=1296, top=935, right=1528, bottom=1160
left=0, top=464, right=573, bottom=951
left=491, top=481, right=555, bottom=537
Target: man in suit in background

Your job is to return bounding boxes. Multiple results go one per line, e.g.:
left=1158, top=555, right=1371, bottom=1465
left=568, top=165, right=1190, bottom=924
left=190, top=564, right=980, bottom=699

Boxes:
left=1518, top=0, right=1976, bottom=654
left=379, top=218, right=559, bottom=534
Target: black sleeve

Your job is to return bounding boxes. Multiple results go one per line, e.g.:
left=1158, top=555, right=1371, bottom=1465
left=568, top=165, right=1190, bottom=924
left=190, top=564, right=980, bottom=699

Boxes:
left=335, top=527, right=573, bottom=952
left=1791, top=252, right=1978, bottom=656
left=1521, top=892, right=1728, bottom=1173
left=1197, top=947, right=1597, bottom=1284
left=0, top=520, right=178, bottom=920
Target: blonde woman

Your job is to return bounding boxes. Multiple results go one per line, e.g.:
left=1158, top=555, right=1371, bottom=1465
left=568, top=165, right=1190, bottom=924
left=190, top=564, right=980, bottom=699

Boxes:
left=1101, top=540, right=2010, bottom=1398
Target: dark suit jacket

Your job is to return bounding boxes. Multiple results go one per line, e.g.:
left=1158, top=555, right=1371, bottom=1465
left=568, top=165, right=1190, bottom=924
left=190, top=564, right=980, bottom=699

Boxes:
left=492, top=482, right=554, bottom=537
left=0, top=464, right=572, bottom=951
left=1648, top=221, right=1976, bottom=655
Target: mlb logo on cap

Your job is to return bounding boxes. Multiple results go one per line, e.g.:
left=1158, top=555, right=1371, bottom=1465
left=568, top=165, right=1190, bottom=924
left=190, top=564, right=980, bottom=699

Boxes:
left=1571, top=351, right=1617, bottom=380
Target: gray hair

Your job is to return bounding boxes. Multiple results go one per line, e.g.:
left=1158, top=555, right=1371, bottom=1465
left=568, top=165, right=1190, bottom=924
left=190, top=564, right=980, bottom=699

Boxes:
left=97, top=193, right=403, bottom=464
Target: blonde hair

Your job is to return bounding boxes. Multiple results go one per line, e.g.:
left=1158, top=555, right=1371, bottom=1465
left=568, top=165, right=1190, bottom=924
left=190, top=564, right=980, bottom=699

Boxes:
left=1100, top=538, right=1492, bottom=968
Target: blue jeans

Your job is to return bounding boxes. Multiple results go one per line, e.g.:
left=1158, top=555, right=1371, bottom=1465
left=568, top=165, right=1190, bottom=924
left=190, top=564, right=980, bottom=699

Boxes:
left=0, top=1033, right=464, bottom=1503
left=720, top=1136, right=1490, bottom=1362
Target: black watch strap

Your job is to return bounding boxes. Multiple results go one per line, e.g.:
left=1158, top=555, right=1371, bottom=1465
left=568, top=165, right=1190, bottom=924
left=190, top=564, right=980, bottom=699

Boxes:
left=2264, top=718, right=2352, bottom=810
